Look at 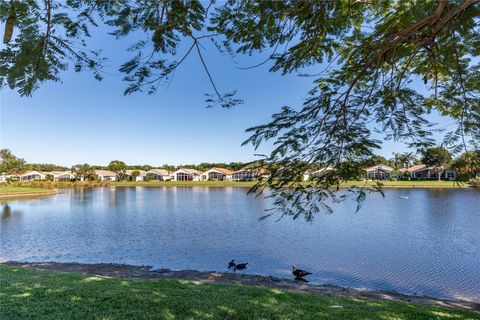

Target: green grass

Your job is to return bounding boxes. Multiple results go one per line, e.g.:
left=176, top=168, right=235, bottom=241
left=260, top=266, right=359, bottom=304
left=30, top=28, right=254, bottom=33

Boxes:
left=0, top=265, right=478, bottom=320
left=0, top=186, right=55, bottom=196
left=340, top=180, right=468, bottom=188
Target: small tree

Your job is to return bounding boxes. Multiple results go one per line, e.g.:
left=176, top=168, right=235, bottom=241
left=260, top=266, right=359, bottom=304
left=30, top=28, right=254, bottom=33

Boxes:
left=453, top=150, right=480, bottom=179
left=108, top=160, right=127, bottom=181
left=421, top=147, right=452, bottom=181
left=131, top=170, right=140, bottom=181
left=72, top=163, right=94, bottom=181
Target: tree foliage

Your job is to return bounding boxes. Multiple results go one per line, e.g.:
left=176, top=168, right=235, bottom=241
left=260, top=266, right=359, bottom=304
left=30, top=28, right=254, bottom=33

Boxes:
left=421, top=146, right=452, bottom=180
left=0, top=149, right=26, bottom=174
left=107, top=160, right=127, bottom=180
left=2, top=1, right=480, bottom=219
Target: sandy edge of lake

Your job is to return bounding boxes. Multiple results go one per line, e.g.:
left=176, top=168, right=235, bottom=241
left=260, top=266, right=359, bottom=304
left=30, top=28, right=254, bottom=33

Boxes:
left=1, top=261, right=478, bottom=312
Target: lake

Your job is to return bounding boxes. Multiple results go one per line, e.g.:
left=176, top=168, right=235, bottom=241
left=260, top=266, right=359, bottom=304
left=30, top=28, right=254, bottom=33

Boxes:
left=1, top=187, right=479, bottom=301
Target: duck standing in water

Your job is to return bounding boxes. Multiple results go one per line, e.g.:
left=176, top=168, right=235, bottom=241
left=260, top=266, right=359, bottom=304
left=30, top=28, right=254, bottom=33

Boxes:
left=292, top=265, right=312, bottom=278
left=228, top=259, right=236, bottom=269
left=234, top=262, right=248, bottom=271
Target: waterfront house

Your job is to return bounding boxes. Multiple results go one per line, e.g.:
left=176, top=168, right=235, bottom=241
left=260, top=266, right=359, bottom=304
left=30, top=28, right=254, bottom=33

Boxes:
left=94, top=170, right=117, bottom=181
left=46, top=171, right=75, bottom=181
left=305, top=166, right=335, bottom=181
left=232, top=167, right=271, bottom=181
left=201, top=168, right=234, bottom=181
left=232, top=168, right=254, bottom=181
left=170, top=168, right=201, bottom=181
left=146, top=169, right=170, bottom=181
left=18, top=171, right=46, bottom=181
left=401, top=164, right=457, bottom=180
left=365, top=164, right=394, bottom=180
left=125, top=170, right=148, bottom=181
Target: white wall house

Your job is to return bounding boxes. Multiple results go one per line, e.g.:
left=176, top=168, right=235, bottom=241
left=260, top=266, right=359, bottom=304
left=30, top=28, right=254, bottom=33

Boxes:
left=94, top=170, right=117, bottom=181
left=201, top=168, right=234, bottom=181
left=170, top=168, right=201, bottom=181
left=304, top=167, right=335, bottom=181
left=125, top=170, right=148, bottom=181
left=365, top=164, right=394, bottom=180
left=402, top=164, right=457, bottom=180
left=232, top=169, right=254, bottom=181
left=18, top=171, right=46, bottom=182
left=47, top=171, right=75, bottom=181
left=147, top=169, right=170, bottom=181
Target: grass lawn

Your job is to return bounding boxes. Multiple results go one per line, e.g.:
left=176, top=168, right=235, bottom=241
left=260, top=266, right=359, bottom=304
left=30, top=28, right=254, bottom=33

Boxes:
left=0, top=265, right=478, bottom=320
left=0, top=186, right=55, bottom=196
left=340, top=180, right=468, bottom=188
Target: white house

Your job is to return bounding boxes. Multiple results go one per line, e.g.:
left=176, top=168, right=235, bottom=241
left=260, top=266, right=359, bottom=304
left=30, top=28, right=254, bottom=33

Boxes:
left=94, top=170, right=117, bottom=181
left=18, top=171, right=46, bottom=181
left=170, top=168, right=201, bottom=181
left=201, top=168, right=234, bottom=181
left=146, top=169, right=170, bottom=181
left=46, top=171, right=75, bottom=181
left=125, top=170, right=148, bottom=181
left=232, top=169, right=254, bottom=181
left=365, top=164, right=394, bottom=180
left=402, top=164, right=457, bottom=180
left=305, top=166, right=335, bottom=181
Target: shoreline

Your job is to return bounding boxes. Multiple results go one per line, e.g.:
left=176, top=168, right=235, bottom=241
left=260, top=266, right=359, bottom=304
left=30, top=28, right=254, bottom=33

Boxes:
left=2, top=260, right=478, bottom=312
left=0, top=190, right=57, bottom=199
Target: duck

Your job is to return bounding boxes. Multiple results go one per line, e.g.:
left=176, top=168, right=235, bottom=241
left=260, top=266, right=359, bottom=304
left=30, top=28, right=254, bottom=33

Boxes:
left=234, top=262, right=248, bottom=270
left=228, top=259, right=236, bottom=269
left=292, top=265, right=312, bottom=278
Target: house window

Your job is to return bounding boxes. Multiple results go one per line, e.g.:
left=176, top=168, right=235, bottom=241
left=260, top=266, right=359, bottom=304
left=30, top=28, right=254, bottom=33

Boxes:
left=208, top=172, right=224, bottom=180
left=177, top=172, right=192, bottom=181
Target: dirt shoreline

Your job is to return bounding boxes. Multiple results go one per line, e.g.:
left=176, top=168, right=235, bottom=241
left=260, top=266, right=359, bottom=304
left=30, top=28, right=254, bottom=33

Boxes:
left=2, top=261, right=478, bottom=312
left=0, top=190, right=57, bottom=199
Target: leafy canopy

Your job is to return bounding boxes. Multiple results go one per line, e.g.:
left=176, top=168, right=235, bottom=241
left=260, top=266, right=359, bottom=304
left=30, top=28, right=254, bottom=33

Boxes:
left=2, top=0, right=480, bottom=219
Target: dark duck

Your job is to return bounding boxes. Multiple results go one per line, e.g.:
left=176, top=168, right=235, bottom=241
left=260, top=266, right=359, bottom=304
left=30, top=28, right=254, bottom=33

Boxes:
left=292, top=265, right=312, bottom=278
left=234, top=262, right=248, bottom=270
left=228, top=259, right=236, bottom=269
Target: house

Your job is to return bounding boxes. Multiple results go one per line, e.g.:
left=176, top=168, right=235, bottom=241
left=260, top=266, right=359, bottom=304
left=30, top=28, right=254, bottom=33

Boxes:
left=365, top=164, right=394, bottom=180
left=232, top=168, right=271, bottom=181
left=305, top=166, right=335, bottom=181
left=201, top=168, right=234, bottom=181
left=46, top=171, right=75, bottom=181
left=125, top=170, right=148, bottom=181
left=146, top=169, right=170, bottom=181
left=232, top=169, right=254, bottom=181
left=402, top=164, right=457, bottom=180
left=170, top=168, right=201, bottom=181
left=94, top=170, right=117, bottom=181
left=18, top=171, right=46, bottom=181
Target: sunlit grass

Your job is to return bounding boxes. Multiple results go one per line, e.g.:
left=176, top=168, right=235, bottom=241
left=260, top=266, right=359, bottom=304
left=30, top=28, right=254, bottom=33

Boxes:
left=0, top=186, right=55, bottom=196
left=1, top=265, right=478, bottom=319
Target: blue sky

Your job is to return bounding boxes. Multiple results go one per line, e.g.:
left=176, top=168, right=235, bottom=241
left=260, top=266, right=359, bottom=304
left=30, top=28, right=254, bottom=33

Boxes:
left=0, top=22, right=452, bottom=167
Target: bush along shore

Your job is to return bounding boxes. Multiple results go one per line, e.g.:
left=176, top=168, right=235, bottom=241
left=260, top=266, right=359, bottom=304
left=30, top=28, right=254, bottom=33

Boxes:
left=0, top=262, right=479, bottom=320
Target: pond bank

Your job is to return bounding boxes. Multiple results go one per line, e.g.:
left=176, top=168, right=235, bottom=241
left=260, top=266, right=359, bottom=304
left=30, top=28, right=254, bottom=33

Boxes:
left=2, top=261, right=478, bottom=312
left=0, top=187, right=57, bottom=199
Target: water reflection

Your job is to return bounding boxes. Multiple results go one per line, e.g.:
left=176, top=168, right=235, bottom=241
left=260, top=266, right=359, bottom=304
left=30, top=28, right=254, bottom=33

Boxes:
left=1, top=187, right=479, bottom=301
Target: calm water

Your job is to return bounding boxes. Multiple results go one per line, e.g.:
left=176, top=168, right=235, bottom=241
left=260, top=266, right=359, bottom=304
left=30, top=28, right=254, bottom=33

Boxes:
left=1, top=187, right=479, bottom=301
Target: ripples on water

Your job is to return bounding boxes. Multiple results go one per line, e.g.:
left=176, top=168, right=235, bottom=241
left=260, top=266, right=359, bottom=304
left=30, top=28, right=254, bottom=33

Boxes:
left=1, top=187, right=479, bottom=300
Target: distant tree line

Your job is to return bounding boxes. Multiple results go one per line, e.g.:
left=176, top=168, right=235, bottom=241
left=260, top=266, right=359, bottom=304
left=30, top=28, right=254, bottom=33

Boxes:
left=1, top=148, right=479, bottom=181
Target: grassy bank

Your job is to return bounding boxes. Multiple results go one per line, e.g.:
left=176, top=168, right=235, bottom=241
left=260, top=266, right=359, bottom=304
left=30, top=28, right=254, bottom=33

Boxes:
left=0, top=186, right=56, bottom=197
left=0, top=265, right=478, bottom=320
left=340, top=180, right=469, bottom=188
left=3, top=180, right=111, bottom=189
